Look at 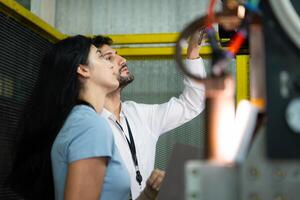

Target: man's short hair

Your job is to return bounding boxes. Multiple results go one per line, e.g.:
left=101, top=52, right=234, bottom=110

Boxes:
left=92, top=35, right=113, bottom=48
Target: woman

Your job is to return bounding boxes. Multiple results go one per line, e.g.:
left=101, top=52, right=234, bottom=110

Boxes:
left=48, top=35, right=129, bottom=200
left=9, top=35, right=163, bottom=200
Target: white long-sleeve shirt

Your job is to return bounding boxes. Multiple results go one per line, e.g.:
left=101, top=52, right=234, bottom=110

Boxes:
left=101, top=57, right=206, bottom=199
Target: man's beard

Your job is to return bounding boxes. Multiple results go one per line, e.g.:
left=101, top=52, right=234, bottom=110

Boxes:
left=118, top=72, right=134, bottom=89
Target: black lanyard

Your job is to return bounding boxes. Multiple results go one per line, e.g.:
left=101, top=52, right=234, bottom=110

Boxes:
left=115, top=117, right=143, bottom=186
left=76, top=100, right=96, bottom=112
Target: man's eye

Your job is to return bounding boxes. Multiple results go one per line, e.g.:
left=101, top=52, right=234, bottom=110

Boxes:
left=106, top=56, right=112, bottom=61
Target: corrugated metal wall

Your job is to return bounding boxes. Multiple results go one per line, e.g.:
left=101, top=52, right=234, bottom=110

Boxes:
left=55, top=0, right=209, bottom=34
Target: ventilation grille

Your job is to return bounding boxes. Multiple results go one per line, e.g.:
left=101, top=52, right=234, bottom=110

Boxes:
left=0, top=12, right=52, bottom=199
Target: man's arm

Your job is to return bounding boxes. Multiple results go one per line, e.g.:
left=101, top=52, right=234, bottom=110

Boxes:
left=146, top=31, right=206, bottom=136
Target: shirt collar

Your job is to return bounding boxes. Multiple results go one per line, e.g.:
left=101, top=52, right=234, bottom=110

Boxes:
left=101, top=103, right=125, bottom=120
left=101, top=108, right=113, bottom=119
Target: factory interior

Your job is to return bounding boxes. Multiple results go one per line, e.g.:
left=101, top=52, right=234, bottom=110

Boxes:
left=0, top=0, right=300, bottom=199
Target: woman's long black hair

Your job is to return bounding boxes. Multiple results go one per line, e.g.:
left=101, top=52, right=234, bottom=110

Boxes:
left=9, top=35, right=92, bottom=200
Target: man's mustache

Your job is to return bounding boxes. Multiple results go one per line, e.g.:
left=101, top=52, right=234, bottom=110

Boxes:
left=121, top=63, right=128, bottom=69
left=119, top=64, right=128, bottom=73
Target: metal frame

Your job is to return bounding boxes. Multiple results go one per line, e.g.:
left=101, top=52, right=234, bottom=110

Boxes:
left=0, top=0, right=217, bottom=57
left=0, top=0, right=249, bottom=99
left=0, top=0, right=66, bottom=43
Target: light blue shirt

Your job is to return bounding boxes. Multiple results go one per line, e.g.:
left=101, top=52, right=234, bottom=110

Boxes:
left=51, top=105, right=130, bottom=200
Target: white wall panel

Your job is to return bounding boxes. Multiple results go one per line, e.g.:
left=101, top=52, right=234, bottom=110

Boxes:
left=51, top=0, right=210, bottom=34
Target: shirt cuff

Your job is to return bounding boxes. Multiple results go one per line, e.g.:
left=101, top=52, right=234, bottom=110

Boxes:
left=185, top=57, right=207, bottom=78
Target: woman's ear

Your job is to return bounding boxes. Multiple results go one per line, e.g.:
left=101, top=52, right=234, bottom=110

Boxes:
left=77, top=64, right=90, bottom=78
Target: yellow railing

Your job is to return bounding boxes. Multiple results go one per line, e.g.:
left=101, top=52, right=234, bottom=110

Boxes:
left=236, top=55, right=250, bottom=103
left=108, top=33, right=179, bottom=44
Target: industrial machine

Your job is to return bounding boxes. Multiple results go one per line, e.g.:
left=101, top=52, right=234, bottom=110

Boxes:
left=159, top=0, right=300, bottom=199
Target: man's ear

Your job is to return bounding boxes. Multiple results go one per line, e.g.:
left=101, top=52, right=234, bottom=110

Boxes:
left=77, top=64, right=90, bottom=78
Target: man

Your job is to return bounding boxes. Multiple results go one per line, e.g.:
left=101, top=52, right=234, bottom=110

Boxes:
left=92, top=32, right=206, bottom=199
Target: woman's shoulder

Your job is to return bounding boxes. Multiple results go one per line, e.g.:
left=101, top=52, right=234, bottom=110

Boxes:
left=52, top=105, right=115, bottom=163
left=60, top=105, right=112, bottom=139
left=71, top=105, right=108, bottom=124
